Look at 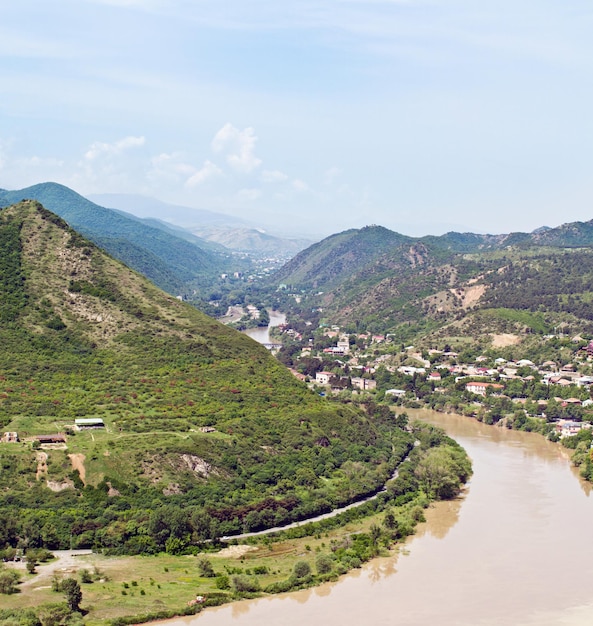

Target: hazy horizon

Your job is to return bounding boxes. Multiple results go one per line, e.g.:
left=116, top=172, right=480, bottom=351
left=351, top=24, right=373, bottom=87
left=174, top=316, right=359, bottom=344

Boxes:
left=1, top=2, right=591, bottom=237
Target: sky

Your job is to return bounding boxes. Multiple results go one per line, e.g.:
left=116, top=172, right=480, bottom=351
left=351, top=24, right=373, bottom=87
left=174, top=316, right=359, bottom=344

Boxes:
left=1, top=0, right=592, bottom=238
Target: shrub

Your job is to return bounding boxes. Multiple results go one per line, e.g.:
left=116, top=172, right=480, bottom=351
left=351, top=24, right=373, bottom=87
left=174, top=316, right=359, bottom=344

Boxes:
left=197, top=557, right=216, bottom=578
left=292, top=561, right=311, bottom=579
left=0, top=568, right=20, bottom=594
left=231, top=575, right=260, bottom=593
left=215, top=575, right=230, bottom=590
left=315, top=554, right=334, bottom=575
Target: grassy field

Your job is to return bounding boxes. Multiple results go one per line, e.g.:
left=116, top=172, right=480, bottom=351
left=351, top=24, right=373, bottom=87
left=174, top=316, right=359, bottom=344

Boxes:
left=1, top=500, right=426, bottom=625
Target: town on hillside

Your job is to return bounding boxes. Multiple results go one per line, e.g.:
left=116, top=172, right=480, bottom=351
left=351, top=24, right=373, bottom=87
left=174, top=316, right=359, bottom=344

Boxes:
left=271, top=321, right=593, bottom=456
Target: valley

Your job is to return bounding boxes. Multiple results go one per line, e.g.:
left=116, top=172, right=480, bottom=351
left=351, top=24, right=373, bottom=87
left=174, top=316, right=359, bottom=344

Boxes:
left=3, top=194, right=593, bottom=624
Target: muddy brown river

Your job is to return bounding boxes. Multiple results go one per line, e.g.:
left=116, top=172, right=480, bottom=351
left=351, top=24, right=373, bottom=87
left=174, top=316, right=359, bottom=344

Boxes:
left=158, top=409, right=593, bottom=626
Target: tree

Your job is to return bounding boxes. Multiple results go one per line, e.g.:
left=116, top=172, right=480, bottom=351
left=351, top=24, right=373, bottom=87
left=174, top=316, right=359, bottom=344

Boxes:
left=61, top=577, right=82, bottom=612
left=0, top=567, right=21, bottom=594
left=293, top=560, right=311, bottom=579
left=315, top=554, right=334, bottom=575
left=414, top=445, right=472, bottom=500
left=197, top=557, right=215, bottom=578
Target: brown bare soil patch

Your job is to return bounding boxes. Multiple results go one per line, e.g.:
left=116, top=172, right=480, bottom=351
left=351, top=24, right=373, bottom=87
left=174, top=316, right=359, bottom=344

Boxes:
left=69, top=453, right=86, bottom=484
left=216, top=545, right=258, bottom=558
left=491, top=333, right=521, bottom=348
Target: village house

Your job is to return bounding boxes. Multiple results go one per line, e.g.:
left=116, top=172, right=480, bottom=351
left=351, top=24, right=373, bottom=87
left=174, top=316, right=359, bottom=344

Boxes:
left=398, top=366, right=426, bottom=376
left=555, top=420, right=591, bottom=439
left=427, top=372, right=442, bottom=382
left=315, top=371, right=334, bottom=385
left=336, top=335, right=350, bottom=354
left=385, top=389, right=407, bottom=398
left=465, top=382, right=505, bottom=397
left=35, top=434, right=67, bottom=445
left=351, top=377, right=377, bottom=391
left=75, top=418, right=105, bottom=430
left=1, top=432, right=18, bottom=443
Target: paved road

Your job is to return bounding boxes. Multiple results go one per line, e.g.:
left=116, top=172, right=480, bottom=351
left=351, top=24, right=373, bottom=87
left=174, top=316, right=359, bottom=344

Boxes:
left=222, top=445, right=416, bottom=542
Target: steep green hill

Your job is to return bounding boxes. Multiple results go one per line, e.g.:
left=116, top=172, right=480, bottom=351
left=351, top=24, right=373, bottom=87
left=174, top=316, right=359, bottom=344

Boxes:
left=273, top=225, right=411, bottom=290
left=0, top=183, right=232, bottom=294
left=268, top=220, right=593, bottom=341
left=0, top=201, right=410, bottom=553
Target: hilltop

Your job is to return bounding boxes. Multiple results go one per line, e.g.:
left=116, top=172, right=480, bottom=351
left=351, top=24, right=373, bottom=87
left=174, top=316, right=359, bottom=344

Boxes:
left=265, top=219, right=593, bottom=344
left=0, top=183, right=235, bottom=295
left=0, top=201, right=410, bottom=553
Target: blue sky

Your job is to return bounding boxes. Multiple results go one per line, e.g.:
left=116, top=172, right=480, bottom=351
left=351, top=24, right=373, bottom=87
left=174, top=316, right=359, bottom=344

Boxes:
left=1, top=0, right=592, bottom=238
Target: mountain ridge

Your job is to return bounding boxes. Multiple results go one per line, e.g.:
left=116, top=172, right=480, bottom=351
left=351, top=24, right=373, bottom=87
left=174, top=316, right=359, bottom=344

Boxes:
left=0, top=182, right=232, bottom=295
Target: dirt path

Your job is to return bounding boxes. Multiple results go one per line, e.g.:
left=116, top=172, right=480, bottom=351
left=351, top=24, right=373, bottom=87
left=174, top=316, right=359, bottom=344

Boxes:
left=11, top=550, right=94, bottom=589
left=36, top=451, right=48, bottom=481
left=69, top=453, right=86, bottom=484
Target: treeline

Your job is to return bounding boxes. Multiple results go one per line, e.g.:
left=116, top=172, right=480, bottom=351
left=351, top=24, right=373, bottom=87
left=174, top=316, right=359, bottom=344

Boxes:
left=0, top=214, right=27, bottom=322
left=481, top=251, right=593, bottom=321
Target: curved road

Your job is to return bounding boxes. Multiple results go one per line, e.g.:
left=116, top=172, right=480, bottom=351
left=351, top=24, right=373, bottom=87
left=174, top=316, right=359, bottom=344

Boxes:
left=221, top=445, right=416, bottom=542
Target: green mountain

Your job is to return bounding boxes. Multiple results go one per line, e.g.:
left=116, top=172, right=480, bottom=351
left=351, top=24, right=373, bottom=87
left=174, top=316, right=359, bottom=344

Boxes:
left=269, top=220, right=593, bottom=341
left=273, top=225, right=412, bottom=290
left=0, top=183, right=233, bottom=294
left=0, top=201, right=409, bottom=553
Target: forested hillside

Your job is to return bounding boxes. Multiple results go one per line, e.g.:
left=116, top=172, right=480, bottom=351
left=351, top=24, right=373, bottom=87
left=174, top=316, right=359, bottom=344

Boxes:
left=267, top=221, right=593, bottom=341
left=0, top=201, right=411, bottom=553
left=0, top=183, right=234, bottom=295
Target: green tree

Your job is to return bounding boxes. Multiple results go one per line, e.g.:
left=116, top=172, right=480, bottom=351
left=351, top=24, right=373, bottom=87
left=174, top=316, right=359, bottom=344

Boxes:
left=315, top=554, right=334, bottom=575
left=61, top=578, right=82, bottom=612
left=197, top=557, right=215, bottom=578
left=0, top=568, right=20, bottom=594
left=293, top=560, right=311, bottom=579
left=414, top=445, right=472, bottom=500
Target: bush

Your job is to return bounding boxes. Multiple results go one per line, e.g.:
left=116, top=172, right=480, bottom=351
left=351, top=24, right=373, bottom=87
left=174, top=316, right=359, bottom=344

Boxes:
left=315, top=554, right=334, bottom=575
left=0, top=568, right=21, bottom=594
left=197, top=557, right=216, bottom=578
left=231, top=575, right=260, bottom=593
left=292, top=561, right=311, bottom=579
left=215, top=575, right=230, bottom=590
left=79, top=569, right=93, bottom=584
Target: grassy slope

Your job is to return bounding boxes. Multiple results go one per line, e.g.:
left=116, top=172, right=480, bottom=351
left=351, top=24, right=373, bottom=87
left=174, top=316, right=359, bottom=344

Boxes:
left=0, top=182, right=227, bottom=293
left=0, top=201, right=407, bottom=538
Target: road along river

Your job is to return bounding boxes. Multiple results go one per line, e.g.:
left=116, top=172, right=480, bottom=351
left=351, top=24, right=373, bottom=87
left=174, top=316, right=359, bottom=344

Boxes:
left=158, top=408, right=593, bottom=626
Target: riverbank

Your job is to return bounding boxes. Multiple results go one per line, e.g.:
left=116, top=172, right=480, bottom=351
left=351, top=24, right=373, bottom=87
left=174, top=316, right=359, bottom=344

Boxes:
left=1, top=421, right=469, bottom=626
left=156, top=407, right=593, bottom=626
left=1, top=493, right=431, bottom=625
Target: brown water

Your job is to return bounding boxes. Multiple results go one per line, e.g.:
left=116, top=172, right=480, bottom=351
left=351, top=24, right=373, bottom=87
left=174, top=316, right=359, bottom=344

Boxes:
left=242, top=311, right=286, bottom=344
left=157, top=409, right=593, bottom=626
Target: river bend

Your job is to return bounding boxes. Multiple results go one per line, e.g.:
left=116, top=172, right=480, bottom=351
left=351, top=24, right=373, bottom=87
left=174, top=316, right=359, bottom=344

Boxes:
left=160, top=408, right=593, bottom=626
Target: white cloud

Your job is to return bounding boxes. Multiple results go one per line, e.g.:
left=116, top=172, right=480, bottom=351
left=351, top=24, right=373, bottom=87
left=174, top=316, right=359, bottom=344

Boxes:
left=150, top=152, right=195, bottom=179
left=185, top=160, right=223, bottom=187
left=84, top=136, right=145, bottom=161
left=212, top=123, right=262, bottom=173
left=324, top=167, right=341, bottom=184
left=292, top=179, right=310, bottom=192
left=261, top=169, right=289, bottom=183
left=237, top=188, right=262, bottom=202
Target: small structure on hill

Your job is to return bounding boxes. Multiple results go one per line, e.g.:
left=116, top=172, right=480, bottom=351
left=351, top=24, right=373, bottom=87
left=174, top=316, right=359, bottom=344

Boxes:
left=35, top=434, right=67, bottom=444
left=75, top=418, right=105, bottom=430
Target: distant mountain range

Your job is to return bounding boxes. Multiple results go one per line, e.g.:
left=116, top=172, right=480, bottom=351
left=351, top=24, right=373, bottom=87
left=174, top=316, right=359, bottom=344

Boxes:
left=0, top=183, right=235, bottom=295
left=88, top=192, right=313, bottom=256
